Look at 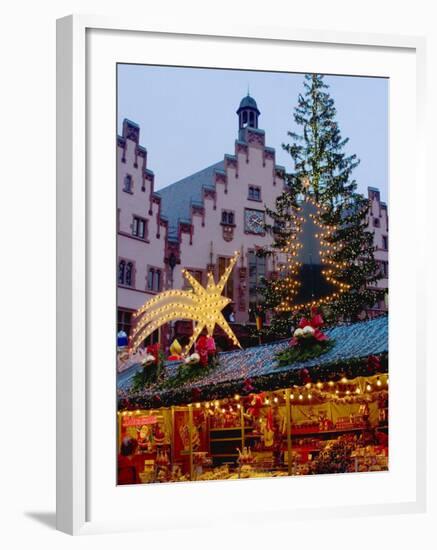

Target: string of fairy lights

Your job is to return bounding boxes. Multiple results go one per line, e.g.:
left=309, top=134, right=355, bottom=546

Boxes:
left=118, top=373, right=389, bottom=415
left=274, top=196, right=351, bottom=313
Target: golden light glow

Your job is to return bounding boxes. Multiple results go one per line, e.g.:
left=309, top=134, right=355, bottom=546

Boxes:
left=130, top=251, right=242, bottom=353
left=274, top=195, right=351, bottom=312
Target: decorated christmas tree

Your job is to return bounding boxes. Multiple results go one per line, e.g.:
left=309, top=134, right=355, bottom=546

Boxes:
left=259, top=73, right=382, bottom=336
left=274, top=197, right=349, bottom=312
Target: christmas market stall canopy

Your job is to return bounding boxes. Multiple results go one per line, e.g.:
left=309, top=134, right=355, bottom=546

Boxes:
left=117, top=316, right=388, bottom=410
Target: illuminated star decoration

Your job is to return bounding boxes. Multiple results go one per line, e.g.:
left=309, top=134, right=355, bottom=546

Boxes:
left=130, top=251, right=242, bottom=354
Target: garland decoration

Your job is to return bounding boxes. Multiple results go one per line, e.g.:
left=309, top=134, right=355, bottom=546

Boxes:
left=277, top=309, right=333, bottom=365
left=119, top=352, right=388, bottom=410
left=131, top=343, right=165, bottom=390
left=159, top=336, right=219, bottom=390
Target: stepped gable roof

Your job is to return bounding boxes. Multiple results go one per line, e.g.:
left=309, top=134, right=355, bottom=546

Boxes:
left=117, top=316, right=388, bottom=407
left=157, top=161, right=224, bottom=236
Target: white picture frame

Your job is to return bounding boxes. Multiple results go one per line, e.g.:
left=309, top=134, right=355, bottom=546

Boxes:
left=56, top=14, right=427, bottom=535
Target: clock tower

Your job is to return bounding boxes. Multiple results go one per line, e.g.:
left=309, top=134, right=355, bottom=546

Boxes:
left=237, top=93, right=260, bottom=141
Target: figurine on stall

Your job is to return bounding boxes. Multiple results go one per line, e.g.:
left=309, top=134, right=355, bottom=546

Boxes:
left=246, top=393, right=264, bottom=419
left=137, top=424, right=154, bottom=453
left=262, top=408, right=275, bottom=448
left=377, top=392, right=388, bottom=425
left=168, top=339, right=182, bottom=361
left=153, top=421, right=166, bottom=446
left=358, top=402, right=370, bottom=427
left=179, top=421, right=200, bottom=451
left=195, top=334, right=209, bottom=366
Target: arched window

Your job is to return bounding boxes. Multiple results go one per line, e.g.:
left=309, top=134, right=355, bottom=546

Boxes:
left=249, top=112, right=255, bottom=127
left=125, top=262, right=133, bottom=286
left=118, top=260, right=126, bottom=284
left=123, top=174, right=133, bottom=193
left=242, top=111, right=248, bottom=125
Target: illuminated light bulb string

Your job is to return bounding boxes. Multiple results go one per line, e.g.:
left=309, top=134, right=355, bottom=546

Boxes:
left=274, top=195, right=351, bottom=313
left=118, top=374, right=388, bottom=414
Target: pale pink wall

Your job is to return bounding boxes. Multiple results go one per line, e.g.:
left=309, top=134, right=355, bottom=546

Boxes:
left=117, top=122, right=167, bottom=317
left=116, top=119, right=388, bottom=333
left=172, top=128, right=286, bottom=323
left=366, top=187, right=389, bottom=315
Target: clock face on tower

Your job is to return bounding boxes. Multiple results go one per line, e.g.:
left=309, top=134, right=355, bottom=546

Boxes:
left=244, top=208, right=265, bottom=234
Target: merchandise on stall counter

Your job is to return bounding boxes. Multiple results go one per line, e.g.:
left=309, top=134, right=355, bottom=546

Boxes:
left=154, top=423, right=167, bottom=446
left=237, top=447, right=255, bottom=465
left=193, top=452, right=212, bottom=467
left=335, top=415, right=367, bottom=430
left=155, top=449, right=170, bottom=467
left=138, top=459, right=155, bottom=483
left=350, top=444, right=388, bottom=472
left=292, top=420, right=322, bottom=434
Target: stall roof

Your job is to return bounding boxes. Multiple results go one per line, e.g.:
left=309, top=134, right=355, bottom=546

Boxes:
left=117, top=316, right=388, bottom=407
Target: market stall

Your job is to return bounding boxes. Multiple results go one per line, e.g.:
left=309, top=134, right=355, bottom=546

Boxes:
left=117, top=315, right=388, bottom=484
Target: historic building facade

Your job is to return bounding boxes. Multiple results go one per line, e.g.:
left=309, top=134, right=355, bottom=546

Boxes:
left=365, top=186, right=389, bottom=317
left=117, top=119, right=167, bottom=339
left=117, top=95, right=388, bottom=348
left=157, top=95, right=286, bottom=326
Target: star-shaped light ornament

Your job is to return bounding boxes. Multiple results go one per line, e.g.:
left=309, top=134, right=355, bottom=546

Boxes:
left=130, top=251, right=242, bottom=354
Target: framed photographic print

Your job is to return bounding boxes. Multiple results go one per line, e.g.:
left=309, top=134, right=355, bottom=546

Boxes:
left=56, top=15, right=427, bottom=535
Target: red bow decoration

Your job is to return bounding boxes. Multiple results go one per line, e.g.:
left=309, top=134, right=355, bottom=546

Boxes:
left=242, top=378, right=255, bottom=394
left=300, top=368, right=311, bottom=385
left=247, top=393, right=264, bottom=417
left=205, top=336, right=216, bottom=355
left=298, top=309, right=324, bottom=330
left=313, top=329, right=328, bottom=342
left=146, top=343, right=160, bottom=365
left=289, top=309, right=328, bottom=347
left=195, top=335, right=209, bottom=366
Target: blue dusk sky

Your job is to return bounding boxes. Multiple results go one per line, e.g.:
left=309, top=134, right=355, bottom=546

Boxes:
left=117, top=64, right=388, bottom=203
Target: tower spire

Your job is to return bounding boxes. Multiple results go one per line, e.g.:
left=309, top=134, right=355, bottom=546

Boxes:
left=236, top=92, right=260, bottom=141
